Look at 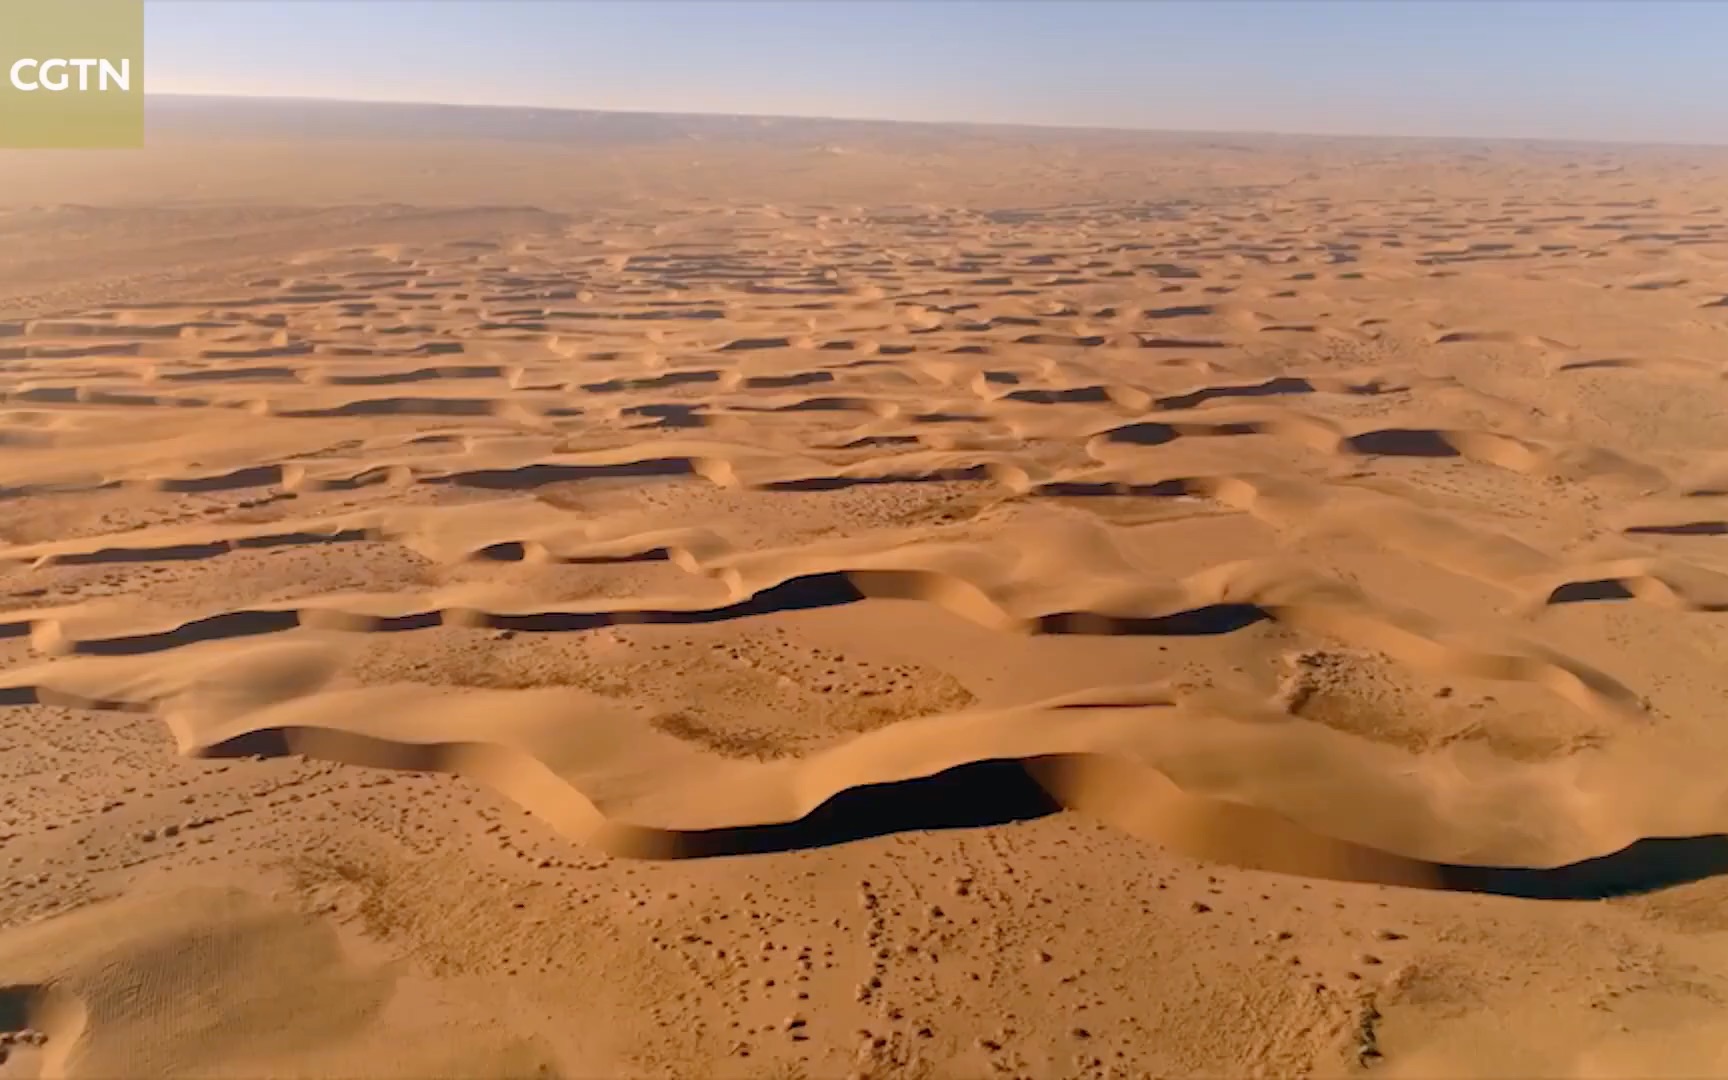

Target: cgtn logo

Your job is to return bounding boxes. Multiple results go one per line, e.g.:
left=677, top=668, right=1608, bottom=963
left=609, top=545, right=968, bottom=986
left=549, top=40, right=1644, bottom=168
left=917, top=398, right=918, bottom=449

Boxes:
left=0, top=0, right=142, bottom=148
left=9, top=57, right=130, bottom=92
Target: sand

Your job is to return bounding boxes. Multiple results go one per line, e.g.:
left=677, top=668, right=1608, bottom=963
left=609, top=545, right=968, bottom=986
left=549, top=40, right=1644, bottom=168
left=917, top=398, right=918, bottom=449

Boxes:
left=4, top=98, right=1728, bottom=1078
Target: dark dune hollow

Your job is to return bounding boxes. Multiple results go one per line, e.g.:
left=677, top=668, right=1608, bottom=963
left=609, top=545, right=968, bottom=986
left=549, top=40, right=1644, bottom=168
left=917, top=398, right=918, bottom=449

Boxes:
left=660, top=759, right=1065, bottom=858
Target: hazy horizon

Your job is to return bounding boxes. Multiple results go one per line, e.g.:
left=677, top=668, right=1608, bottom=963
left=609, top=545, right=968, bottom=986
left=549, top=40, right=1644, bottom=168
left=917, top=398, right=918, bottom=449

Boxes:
left=137, top=91, right=1728, bottom=154
left=145, top=0, right=1728, bottom=147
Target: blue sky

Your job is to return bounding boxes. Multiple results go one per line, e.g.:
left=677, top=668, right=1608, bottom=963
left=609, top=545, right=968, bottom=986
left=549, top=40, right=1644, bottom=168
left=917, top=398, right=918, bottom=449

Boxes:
left=145, top=1, right=1728, bottom=143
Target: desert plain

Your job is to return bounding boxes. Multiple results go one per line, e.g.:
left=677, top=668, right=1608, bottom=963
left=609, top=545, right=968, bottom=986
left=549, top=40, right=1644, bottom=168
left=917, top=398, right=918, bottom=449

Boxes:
left=3, top=99, right=1728, bottom=1077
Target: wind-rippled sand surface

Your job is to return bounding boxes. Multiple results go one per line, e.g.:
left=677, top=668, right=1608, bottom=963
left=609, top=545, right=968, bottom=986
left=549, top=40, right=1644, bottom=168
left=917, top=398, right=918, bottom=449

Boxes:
left=5, top=100, right=1728, bottom=1078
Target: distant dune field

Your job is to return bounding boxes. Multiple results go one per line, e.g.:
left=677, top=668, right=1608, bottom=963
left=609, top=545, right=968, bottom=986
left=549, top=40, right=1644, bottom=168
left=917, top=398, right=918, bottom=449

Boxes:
left=4, top=99, right=1728, bottom=1078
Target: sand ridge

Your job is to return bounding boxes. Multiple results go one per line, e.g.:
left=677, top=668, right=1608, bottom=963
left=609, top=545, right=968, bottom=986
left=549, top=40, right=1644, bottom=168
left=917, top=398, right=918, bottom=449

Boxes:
left=0, top=635, right=1719, bottom=891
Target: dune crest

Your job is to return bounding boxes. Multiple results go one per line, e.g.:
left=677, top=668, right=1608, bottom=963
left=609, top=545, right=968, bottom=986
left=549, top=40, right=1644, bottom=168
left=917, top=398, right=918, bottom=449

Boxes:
left=0, top=638, right=1718, bottom=898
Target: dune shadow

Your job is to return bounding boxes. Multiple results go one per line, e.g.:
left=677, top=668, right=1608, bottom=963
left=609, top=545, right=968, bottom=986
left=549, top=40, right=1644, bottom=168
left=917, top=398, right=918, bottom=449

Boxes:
left=1442, top=835, right=1728, bottom=900
left=744, top=371, right=834, bottom=389
left=699, top=781, right=1728, bottom=898
left=485, top=573, right=864, bottom=633
left=1097, top=422, right=1179, bottom=447
left=1038, top=604, right=1268, bottom=636
left=161, top=366, right=300, bottom=383
left=580, top=370, right=721, bottom=393
left=431, top=459, right=697, bottom=489
left=71, top=610, right=302, bottom=656
left=278, top=397, right=496, bottom=418
left=0, top=984, right=39, bottom=1032
left=1005, top=386, right=1115, bottom=405
left=1546, top=579, right=1636, bottom=604
left=655, top=759, right=1062, bottom=858
left=154, top=466, right=289, bottom=493
left=1036, top=478, right=1194, bottom=498
left=47, top=527, right=374, bottom=567
left=1345, top=429, right=1459, bottom=458
left=761, top=467, right=992, bottom=492
left=1625, top=521, right=1727, bottom=537
left=1138, top=337, right=1227, bottom=349
left=622, top=403, right=708, bottom=429
left=324, top=364, right=502, bottom=386
left=1156, top=376, right=1315, bottom=411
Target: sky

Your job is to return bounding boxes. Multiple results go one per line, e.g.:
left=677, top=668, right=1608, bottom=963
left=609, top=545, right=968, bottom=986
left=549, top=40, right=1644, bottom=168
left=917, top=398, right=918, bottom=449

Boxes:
left=145, top=0, right=1728, bottom=145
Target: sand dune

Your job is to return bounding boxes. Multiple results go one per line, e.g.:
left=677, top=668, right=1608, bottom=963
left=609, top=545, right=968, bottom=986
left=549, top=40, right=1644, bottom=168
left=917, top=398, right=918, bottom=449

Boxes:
left=0, top=637, right=1719, bottom=900
left=5, top=108, right=1728, bottom=1078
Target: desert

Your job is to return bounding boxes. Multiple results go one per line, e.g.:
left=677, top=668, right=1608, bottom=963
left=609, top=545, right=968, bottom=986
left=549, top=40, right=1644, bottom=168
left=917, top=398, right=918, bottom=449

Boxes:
left=4, top=95, right=1728, bottom=1077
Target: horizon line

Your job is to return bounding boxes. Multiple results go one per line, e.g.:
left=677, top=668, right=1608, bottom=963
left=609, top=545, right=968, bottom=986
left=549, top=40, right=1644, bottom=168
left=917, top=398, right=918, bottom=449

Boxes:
left=144, top=91, right=1728, bottom=152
